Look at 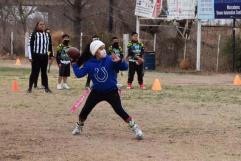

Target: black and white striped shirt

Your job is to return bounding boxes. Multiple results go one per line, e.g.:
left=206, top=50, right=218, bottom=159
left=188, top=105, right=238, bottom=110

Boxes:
left=28, top=31, right=53, bottom=59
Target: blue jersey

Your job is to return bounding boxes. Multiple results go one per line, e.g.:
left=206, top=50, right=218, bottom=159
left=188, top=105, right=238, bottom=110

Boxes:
left=72, top=56, right=128, bottom=93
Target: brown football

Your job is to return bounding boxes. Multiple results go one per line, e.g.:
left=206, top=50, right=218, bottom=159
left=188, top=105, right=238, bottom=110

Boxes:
left=136, top=57, right=144, bottom=65
left=67, top=47, right=80, bottom=60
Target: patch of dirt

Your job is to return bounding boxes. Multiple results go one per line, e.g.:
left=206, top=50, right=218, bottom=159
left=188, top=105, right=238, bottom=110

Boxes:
left=0, top=61, right=241, bottom=161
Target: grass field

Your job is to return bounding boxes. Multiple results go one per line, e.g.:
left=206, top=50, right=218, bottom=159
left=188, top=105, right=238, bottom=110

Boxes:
left=0, top=60, right=241, bottom=161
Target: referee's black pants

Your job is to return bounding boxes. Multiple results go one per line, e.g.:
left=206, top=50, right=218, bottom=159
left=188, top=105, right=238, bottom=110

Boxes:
left=29, top=54, right=49, bottom=90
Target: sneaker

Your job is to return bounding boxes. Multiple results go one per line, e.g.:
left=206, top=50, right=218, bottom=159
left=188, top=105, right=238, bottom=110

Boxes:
left=44, top=88, right=52, bottom=93
left=72, top=122, right=83, bottom=135
left=140, top=84, right=146, bottom=90
left=63, top=83, right=70, bottom=89
left=27, top=88, right=32, bottom=93
left=117, top=83, right=123, bottom=88
left=129, top=120, right=144, bottom=140
left=126, top=83, right=133, bottom=89
left=57, top=84, right=63, bottom=90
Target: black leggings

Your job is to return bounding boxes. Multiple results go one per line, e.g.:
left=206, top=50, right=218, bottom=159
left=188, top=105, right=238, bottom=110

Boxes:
left=79, top=89, right=131, bottom=123
left=29, top=54, right=49, bottom=89
left=85, top=75, right=91, bottom=87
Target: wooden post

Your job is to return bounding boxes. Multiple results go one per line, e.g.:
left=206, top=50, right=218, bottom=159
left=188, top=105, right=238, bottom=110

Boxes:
left=196, top=20, right=201, bottom=71
left=123, top=34, right=129, bottom=57
left=216, top=34, right=221, bottom=72
left=10, top=31, right=14, bottom=56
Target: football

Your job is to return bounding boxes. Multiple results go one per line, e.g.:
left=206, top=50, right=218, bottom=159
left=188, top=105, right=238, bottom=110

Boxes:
left=67, top=47, right=80, bottom=60
left=136, top=57, right=144, bottom=65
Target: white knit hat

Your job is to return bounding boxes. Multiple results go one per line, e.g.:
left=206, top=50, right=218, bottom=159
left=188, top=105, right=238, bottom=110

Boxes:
left=90, top=40, right=105, bottom=56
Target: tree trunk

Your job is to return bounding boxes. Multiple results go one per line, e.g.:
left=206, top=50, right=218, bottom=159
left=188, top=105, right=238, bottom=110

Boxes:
left=73, top=0, right=82, bottom=48
left=21, top=19, right=27, bottom=33
left=108, top=0, right=113, bottom=33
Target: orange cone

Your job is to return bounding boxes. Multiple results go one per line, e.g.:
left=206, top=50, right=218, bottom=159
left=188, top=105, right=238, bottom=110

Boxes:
left=233, top=74, right=241, bottom=86
left=152, top=78, right=161, bottom=91
left=15, top=58, right=21, bottom=65
left=12, top=80, right=20, bottom=92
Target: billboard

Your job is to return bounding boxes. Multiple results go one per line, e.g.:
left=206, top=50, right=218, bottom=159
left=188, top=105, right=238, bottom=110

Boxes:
left=167, top=0, right=196, bottom=19
left=198, top=0, right=241, bottom=19
left=215, top=0, right=241, bottom=19
left=135, top=0, right=163, bottom=18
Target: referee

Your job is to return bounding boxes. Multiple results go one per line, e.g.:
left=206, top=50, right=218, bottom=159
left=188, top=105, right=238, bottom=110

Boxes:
left=27, top=21, right=53, bottom=93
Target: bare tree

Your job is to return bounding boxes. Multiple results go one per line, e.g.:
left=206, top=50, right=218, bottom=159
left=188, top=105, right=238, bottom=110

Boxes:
left=10, top=0, right=36, bottom=33
left=63, top=0, right=89, bottom=48
left=0, top=4, right=12, bottom=53
left=0, top=6, right=12, bottom=33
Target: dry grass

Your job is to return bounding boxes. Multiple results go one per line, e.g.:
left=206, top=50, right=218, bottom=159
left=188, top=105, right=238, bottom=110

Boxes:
left=0, top=60, right=241, bottom=161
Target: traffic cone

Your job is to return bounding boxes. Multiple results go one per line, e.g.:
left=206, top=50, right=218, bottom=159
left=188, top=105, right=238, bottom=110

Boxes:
left=233, top=74, right=241, bottom=86
left=152, top=78, right=161, bottom=91
left=15, top=58, right=21, bottom=65
left=12, top=80, right=20, bottom=92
